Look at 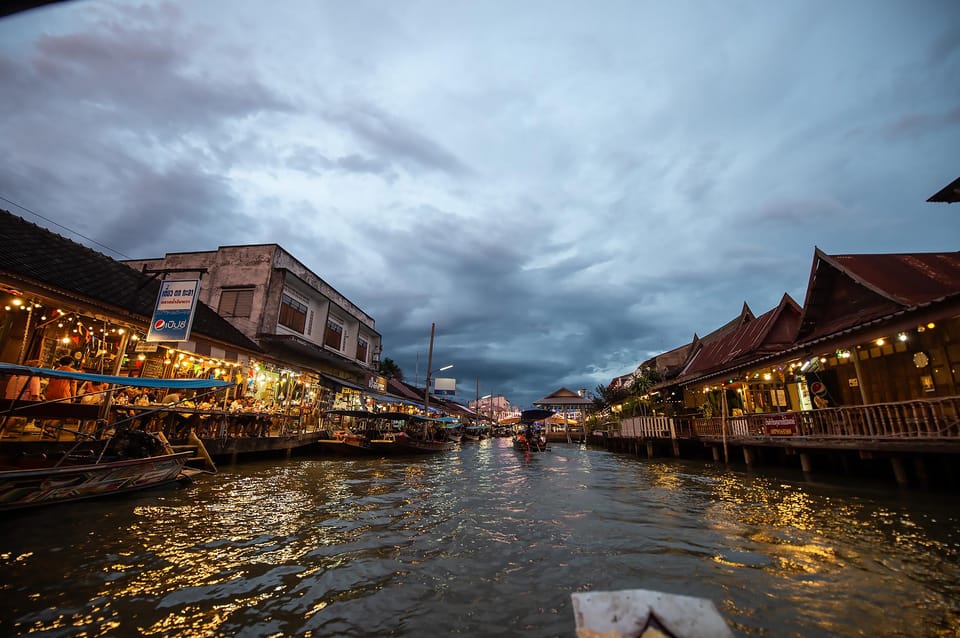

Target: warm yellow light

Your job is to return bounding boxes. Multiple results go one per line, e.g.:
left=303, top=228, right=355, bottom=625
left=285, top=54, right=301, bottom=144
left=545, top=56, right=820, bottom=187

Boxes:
left=164, top=359, right=172, bottom=365
left=61, top=337, right=70, bottom=344
left=898, top=332, right=907, bottom=342
left=11, top=298, right=22, bottom=306
left=875, top=338, right=885, bottom=346
left=927, top=322, right=936, bottom=329
left=763, top=373, right=772, bottom=381
left=181, top=360, right=190, bottom=367
left=118, top=328, right=125, bottom=334
left=137, top=353, right=146, bottom=361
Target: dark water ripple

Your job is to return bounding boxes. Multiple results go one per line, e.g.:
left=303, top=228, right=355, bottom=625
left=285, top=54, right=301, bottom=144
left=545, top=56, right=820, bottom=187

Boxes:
left=2, top=438, right=959, bottom=637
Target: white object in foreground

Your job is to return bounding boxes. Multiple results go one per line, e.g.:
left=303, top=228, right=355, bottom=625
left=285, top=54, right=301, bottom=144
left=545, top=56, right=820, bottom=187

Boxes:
left=571, top=589, right=734, bottom=638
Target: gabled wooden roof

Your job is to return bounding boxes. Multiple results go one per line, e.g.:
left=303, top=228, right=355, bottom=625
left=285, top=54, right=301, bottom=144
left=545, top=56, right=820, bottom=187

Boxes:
left=676, top=293, right=802, bottom=385
left=672, top=302, right=756, bottom=378
left=534, top=387, right=593, bottom=407
left=0, top=209, right=261, bottom=353
left=927, top=176, right=960, bottom=203
left=796, top=248, right=960, bottom=344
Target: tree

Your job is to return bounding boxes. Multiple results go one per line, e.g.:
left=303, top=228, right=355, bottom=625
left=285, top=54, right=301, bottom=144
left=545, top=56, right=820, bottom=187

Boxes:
left=627, top=367, right=662, bottom=416
left=593, top=383, right=628, bottom=410
left=379, top=357, right=403, bottom=381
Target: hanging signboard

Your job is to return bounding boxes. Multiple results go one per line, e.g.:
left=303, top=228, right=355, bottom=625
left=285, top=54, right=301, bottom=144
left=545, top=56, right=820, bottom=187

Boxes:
left=762, top=413, right=798, bottom=436
left=434, top=377, right=456, bottom=396
left=146, top=279, right=201, bottom=343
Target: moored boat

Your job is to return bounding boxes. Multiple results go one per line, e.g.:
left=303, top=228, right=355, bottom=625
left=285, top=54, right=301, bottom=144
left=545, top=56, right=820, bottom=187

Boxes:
left=318, top=410, right=457, bottom=455
left=0, top=362, right=226, bottom=510
left=0, top=434, right=193, bottom=511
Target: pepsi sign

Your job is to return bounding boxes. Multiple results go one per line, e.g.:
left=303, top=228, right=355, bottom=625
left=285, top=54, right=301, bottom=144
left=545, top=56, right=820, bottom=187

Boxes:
left=146, top=279, right=201, bottom=343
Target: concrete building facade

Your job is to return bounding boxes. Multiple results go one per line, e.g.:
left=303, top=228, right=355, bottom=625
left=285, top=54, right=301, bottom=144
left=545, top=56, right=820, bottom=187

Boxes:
left=124, top=244, right=382, bottom=387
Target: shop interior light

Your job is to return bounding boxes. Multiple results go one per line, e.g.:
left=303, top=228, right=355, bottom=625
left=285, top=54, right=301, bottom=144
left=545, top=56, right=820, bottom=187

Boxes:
left=927, top=322, right=936, bottom=329
left=11, top=298, right=22, bottom=306
left=898, top=332, right=908, bottom=341
left=875, top=338, right=885, bottom=346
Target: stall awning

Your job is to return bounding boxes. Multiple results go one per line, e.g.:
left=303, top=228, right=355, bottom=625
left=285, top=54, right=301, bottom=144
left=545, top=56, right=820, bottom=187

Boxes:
left=365, top=390, right=403, bottom=405
left=320, top=373, right=368, bottom=392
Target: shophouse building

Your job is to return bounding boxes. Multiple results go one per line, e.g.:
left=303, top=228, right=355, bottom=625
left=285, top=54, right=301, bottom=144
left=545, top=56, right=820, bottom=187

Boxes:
left=122, top=245, right=383, bottom=411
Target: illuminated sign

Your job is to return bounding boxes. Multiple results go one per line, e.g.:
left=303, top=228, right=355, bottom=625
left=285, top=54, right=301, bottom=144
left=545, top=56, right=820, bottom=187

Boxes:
left=146, top=279, right=201, bottom=343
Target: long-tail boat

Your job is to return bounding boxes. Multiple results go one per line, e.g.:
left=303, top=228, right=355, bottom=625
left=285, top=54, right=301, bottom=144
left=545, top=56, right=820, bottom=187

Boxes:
left=0, top=362, right=226, bottom=511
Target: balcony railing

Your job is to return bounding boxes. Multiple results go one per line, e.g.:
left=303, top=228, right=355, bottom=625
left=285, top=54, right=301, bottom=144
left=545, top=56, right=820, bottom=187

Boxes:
left=609, top=396, right=960, bottom=441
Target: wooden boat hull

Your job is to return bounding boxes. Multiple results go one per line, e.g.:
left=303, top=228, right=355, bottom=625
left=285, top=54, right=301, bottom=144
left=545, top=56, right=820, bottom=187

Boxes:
left=314, top=439, right=378, bottom=455
left=512, top=436, right=550, bottom=452
left=392, top=434, right=457, bottom=454
left=0, top=451, right=192, bottom=511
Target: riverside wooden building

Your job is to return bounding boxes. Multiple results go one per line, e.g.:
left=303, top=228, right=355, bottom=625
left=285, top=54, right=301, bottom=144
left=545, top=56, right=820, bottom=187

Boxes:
left=601, top=248, right=960, bottom=488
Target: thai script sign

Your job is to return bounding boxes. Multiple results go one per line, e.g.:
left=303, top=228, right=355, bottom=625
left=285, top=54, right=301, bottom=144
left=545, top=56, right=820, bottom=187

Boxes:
left=146, top=279, right=201, bottom=343
left=763, top=413, right=798, bottom=436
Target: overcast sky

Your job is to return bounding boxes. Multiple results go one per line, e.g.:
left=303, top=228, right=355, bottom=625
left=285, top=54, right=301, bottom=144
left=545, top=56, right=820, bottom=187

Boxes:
left=1, top=1, right=958, bottom=408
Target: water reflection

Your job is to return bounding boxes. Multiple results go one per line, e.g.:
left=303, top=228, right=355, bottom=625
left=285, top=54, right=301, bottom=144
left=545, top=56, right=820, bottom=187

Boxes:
left=1, top=440, right=959, bottom=636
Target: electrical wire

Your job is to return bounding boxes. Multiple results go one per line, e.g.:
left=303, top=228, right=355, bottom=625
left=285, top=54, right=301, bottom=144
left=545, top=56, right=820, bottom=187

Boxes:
left=0, top=194, right=132, bottom=259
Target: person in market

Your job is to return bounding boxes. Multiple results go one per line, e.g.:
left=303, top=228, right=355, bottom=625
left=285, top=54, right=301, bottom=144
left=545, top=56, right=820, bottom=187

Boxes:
left=2, top=358, right=42, bottom=435
left=41, top=355, right=79, bottom=438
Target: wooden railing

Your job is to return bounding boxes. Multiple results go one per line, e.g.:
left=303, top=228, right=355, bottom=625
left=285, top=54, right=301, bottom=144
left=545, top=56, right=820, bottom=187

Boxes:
left=606, top=396, right=960, bottom=441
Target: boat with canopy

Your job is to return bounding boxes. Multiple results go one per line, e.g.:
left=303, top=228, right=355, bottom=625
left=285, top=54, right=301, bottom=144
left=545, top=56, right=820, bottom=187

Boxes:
left=0, top=362, right=226, bottom=510
left=513, top=408, right=552, bottom=453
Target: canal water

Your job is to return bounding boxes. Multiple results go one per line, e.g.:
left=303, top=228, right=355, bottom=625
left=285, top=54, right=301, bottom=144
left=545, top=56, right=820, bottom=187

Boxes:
left=2, top=438, right=959, bottom=637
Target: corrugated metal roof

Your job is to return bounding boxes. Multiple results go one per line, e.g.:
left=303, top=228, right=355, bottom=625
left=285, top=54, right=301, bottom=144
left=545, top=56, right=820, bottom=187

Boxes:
left=797, top=249, right=960, bottom=343
left=677, top=294, right=801, bottom=385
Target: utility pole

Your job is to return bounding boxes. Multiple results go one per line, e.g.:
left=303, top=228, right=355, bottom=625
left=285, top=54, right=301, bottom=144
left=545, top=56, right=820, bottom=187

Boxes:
left=423, top=323, right=435, bottom=419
